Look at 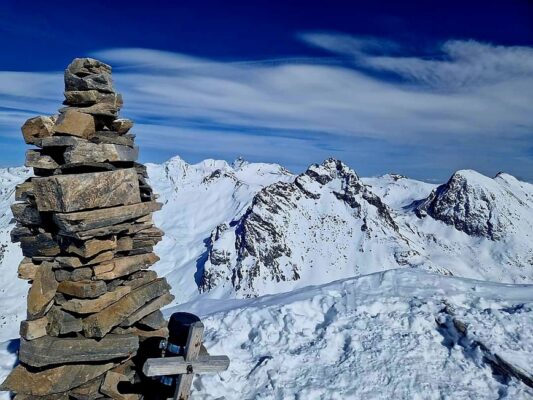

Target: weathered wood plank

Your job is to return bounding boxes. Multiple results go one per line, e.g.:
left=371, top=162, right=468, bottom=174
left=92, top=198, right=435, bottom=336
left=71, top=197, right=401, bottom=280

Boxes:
left=142, top=355, right=230, bottom=377
left=174, top=321, right=205, bottom=400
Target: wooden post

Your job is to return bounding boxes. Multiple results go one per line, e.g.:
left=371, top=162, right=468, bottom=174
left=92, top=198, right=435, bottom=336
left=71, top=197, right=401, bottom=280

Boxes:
left=174, top=321, right=204, bottom=400
left=142, top=320, right=230, bottom=399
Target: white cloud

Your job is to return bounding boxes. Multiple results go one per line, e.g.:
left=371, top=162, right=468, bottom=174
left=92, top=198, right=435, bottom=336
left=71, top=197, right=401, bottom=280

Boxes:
left=0, top=34, right=531, bottom=180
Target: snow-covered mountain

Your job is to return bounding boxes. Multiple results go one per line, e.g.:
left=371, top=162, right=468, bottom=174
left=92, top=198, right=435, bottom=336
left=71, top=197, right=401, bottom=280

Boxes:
left=416, top=169, right=533, bottom=240
left=0, top=156, right=532, bottom=310
left=0, top=155, right=532, bottom=399
left=200, top=161, right=533, bottom=297
left=201, top=159, right=420, bottom=297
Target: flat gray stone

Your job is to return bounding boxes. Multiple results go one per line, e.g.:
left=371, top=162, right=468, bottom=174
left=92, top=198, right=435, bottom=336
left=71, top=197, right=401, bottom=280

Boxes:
left=19, top=334, right=138, bottom=367
left=90, top=131, right=135, bottom=147
left=53, top=201, right=161, bottom=234
left=57, top=280, right=107, bottom=299
left=63, top=142, right=138, bottom=164
left=45, top=306, right=83, bottom=336
left=11, top=203, right=41, bottom=226
left=83, top=278, right=171, bottom=338
left=41, top=135, right=84, bottom=147
left=33, top=168, right=141, bottom=212
left=0, top=362, right=113, bottom=395
left=25, top=150, right=59, bottom=170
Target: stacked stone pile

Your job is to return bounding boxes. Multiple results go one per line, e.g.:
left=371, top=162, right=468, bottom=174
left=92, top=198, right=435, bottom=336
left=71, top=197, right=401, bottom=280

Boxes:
left=1, top=58, right=174, bottom=399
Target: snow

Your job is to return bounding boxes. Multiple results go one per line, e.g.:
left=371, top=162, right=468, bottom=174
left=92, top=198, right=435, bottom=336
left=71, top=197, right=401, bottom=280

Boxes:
left=169, top=269, right=533, bottom=399
left=0, top=157, right=531, bottom=399
left=146, top=155, right=293, bottom=303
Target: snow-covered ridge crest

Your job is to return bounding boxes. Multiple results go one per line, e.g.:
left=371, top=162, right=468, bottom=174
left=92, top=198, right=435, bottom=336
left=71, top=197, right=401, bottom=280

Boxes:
left=186, top=269, right=533, bottom=399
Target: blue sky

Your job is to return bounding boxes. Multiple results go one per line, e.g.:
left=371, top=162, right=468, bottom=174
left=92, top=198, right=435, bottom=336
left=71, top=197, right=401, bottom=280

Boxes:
left=1, top=0, right=532, bottom=181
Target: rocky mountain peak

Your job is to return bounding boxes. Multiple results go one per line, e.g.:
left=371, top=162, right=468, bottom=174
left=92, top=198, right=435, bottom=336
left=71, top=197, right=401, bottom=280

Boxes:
left=416, top=169, right=532, bottom=240
left=200, top=158, right=412, bottom=297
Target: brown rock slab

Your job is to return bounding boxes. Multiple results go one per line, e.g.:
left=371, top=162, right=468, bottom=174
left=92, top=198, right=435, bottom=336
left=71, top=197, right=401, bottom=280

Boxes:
left=116, top=236, right=133, bottom=252
left=70, top=378, right=105, bottom=400
left=33, top=168, right=141, bottom=212
left=0, top=362, right=113, bottom=395
left=67, top=237, right=117, bottom=258
left=17, top=258, right=38, bottom=280
left=61, top=285, right=131, bottom=314
left=69, top=375, right=105, bottom=400
left=25, top=150, right=59, bottom=170
left=27, top=262, right=57, bottom=318
left=83, top=278, right=170, bottom=338
left=63, top=142, right=138, bottom=164
left=19, top=334, right=139, bottom=367
left=53, top=109, right=95, bottom=138
left=93, top=253, right=160, bottom=280
left=61, top=93, right=123, bottom=117
left=113, top=326, right=169, bottom=339
left=53, top=200, right=161, bottom=234
left=71, top=219, right=153, bottom=241
left=124, top=270, right=158, bottom=290
left=21, top=115, right=55, bottom=145
left=120, top=292, right=174, bottom=327
left=20, top=316, right=48, bottom=340
left=111, top=119, right=134, bottom=134
left=56, top=250, right=114, bottom=269
left=57, top=280, right=107, bottom=298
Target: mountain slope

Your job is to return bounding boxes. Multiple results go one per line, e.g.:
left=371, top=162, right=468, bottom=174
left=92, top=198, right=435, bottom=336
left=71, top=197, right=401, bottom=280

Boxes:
left=145, top=156, right=293, bottom=303
left=201, top=162, right=533, bottom=297
left=0, top=157, right=532, bottom=399
left=416, top=169, right=533, bottom=240
left=201, top=159, right=427, bottom=297
left=171, top=269, right=533, bottom=399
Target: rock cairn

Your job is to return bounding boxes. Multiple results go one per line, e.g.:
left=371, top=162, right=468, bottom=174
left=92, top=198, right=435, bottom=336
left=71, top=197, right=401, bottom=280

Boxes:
left=1, top=58, right=174, bottom=399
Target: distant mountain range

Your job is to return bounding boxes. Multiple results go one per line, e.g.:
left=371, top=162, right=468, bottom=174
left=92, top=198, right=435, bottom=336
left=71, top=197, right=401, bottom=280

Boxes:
left=1, top=156, right=531, bottom=313
left=1, top=156, right=532, bottom=398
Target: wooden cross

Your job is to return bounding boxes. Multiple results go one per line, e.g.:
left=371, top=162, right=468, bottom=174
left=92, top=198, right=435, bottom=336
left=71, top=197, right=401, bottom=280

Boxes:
left=143, top=321, right=230, bottom=400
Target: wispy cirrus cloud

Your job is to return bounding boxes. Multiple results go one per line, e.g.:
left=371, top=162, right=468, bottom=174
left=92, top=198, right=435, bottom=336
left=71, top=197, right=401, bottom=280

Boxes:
left=0, top=33, right=532, bottom=181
